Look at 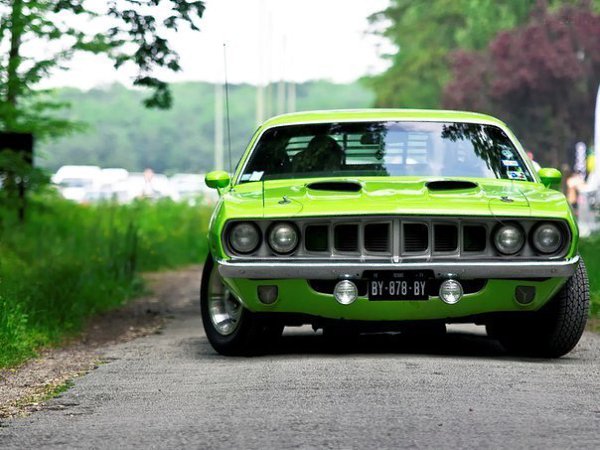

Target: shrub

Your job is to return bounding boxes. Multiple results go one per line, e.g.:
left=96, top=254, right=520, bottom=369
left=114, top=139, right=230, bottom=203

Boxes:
left=0, top=195, right=211, bottom=367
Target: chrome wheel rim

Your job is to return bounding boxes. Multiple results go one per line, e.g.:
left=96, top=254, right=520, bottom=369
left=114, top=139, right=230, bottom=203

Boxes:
left=207, top=267, right=242, bottom=336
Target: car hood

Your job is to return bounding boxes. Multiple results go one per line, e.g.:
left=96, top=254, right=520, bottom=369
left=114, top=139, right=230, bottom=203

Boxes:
left=227, top=177, right=570, bottom=220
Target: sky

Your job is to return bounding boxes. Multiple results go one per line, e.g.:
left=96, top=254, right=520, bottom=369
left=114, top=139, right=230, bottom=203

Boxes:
left=45, top=0, right=392, bottom=89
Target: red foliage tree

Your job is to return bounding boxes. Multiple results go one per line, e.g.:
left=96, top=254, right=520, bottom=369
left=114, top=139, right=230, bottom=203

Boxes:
left=443, top=1, right=600, bottom=168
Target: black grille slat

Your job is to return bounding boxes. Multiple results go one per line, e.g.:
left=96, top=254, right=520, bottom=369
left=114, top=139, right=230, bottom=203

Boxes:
left=434, top=224, right=458, bottom=252
left=364, top=223, right=390, bottom=252
left=334, top=224, right=359, bottom=252
left=305, top=225, right=329, bottom=252
left=463, top=225, right=487, bottom=252
left=303, top=220, right=488, bottom=255
left=403, top=223, right=428, bottom=252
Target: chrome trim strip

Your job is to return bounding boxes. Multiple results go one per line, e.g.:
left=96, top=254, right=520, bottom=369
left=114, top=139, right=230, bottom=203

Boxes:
left=217, top=256, right=579, bottom=280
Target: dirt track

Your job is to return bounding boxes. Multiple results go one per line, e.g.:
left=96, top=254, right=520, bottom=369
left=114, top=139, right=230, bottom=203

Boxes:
left=1, top=266, right=600, bottom=449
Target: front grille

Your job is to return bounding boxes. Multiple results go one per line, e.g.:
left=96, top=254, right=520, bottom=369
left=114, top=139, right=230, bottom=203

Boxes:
left=364, top=223, right=390, bottom=252
left=305, top=225, right=328, bottom=252
left=302, top=218, right=492, bottom=258
left=463, top=225, right=486, bottom=252
left=404, top=223, right=428, bottom=252
left=434, top=224, right=458, bottom=252
left=334, top=224, right=359, bottom=252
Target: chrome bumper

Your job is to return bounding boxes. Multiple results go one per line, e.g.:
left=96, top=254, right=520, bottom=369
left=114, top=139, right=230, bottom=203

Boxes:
left=217, top=256, right=580, bottom=280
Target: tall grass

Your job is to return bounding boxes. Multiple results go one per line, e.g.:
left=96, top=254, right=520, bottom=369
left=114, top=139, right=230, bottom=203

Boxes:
left=0, top=196, right=211, bottom=367
left=580, top=235, right=600, bottom=316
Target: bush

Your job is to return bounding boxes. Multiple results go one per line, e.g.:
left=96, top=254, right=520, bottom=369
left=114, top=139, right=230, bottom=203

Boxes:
left=0, top=195, right=211, bottom=367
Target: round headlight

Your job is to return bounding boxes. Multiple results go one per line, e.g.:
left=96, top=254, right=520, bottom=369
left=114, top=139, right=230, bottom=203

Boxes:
left=532, top=222, right=563, bottom=254
left=229, top=222, right=260, bottom=254
left=268, top=222, right=299, bottom=254
left=493, top=224, right=525, bottom=255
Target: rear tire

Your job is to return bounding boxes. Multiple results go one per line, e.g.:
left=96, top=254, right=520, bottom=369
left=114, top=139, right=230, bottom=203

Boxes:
left=487, top=259, right=589, bottom=358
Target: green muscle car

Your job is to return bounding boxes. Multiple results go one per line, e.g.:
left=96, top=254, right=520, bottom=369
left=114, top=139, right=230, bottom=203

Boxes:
left=201, top=109, right=589, bottom=357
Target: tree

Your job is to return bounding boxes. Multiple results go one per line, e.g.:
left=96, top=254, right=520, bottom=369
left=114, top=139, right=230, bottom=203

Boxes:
left=37, top=80, right=374, bottom=173
left=0, top=0, right=205, bottom=138
left=368, top=0, right=598, bottom=109
left=443, top=1, right=600, bottom=168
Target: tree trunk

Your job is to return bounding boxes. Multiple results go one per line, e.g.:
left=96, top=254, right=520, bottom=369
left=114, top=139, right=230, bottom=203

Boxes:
left=4, top=0, right=26, bottom=222
left=6, top=0, right=24, bottom=126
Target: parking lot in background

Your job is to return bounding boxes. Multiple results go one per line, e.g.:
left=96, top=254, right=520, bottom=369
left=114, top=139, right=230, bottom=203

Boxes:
left=51, top=165, right=218, bottom=205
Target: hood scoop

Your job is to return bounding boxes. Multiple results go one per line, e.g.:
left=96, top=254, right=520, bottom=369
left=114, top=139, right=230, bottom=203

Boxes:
left=306, top=181, right=362, bottom=192
left=426, top=180, right=479, bottom=191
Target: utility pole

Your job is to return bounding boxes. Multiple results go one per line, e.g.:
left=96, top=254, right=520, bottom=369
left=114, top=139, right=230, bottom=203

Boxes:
left=265, top=11, right=273, bottom=119
left=595, top=84, right=600, bottom=180
left=285, top=35, right=296, bottom=113
left=277, top=36, right=287, bottom=115
left=277, top=78, right=286, bottom=115
left=287, top=81, right=296, bottom=113
left=256, top=84, right=265, bottom=125
left=214, top=83, right=224, bottom=171
left=256, top=0, right=266, bottom=125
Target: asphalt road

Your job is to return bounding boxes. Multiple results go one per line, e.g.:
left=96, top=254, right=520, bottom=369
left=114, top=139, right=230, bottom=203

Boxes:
left=2, top=270, right=600, bottom=449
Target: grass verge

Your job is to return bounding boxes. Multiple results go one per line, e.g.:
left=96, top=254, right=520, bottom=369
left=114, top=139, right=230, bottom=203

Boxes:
left=0, top=196, right=211, bottom=367
left=580, top=235, right=600, bottom=317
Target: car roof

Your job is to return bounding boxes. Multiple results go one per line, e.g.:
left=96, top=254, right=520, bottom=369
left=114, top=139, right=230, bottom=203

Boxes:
left=260, top=109, right=507, bottom=129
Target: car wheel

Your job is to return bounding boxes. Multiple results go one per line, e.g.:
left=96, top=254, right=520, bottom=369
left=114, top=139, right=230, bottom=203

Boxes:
left=487, top=258, right=589, bottom=358
left=201, top=256, right=267, bottom=356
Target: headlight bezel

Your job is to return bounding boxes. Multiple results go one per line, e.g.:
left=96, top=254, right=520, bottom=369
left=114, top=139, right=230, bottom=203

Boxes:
left=492, top=223, right=526, bottom=255
left=530, top=222, right=564, bottom=255
left=227, top=221, right=261, bottom=255
left=267, top=221, right=300, bottom=255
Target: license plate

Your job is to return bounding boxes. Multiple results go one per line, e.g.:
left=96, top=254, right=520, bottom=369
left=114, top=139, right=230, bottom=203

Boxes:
left=368, top=271, right=430, bottom=301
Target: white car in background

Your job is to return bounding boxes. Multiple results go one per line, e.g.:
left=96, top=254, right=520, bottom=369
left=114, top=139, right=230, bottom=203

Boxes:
left=112, top=171, right=180, bottom=203
left=81, top=168, right=131, bottom=203
left=52, top=165, right=102, bottom=202
left=170, top=173, right=218, bottom=205
left=99, top=168, right=129, bottom=186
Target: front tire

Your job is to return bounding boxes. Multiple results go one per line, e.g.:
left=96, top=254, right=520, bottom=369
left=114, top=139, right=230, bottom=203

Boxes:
left=487, top=259, right=589, bottom=358
left=201, top=257, right=282, bottom=356
left=200, top=255, right=259, bottom=356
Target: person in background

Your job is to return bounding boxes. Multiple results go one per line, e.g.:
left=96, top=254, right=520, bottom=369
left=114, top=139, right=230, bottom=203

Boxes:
left=142, top=168, right=158, bottom=199
left=526, top=151, right=541, bottom=172
left=566, top=169, right=585, bottom=216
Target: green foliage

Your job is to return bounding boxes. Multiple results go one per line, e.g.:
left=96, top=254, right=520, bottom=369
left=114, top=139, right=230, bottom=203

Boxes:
left=0, top=195, right=211, bottom=367
left=0, top=150, right=50, bottom=212
left=0, top=0, right=205, bottom=141
left=580, top=235, right=600, bottom=316
left=369, top=0, right=600, bottom=108
left=443, top=2, right=600, bottom=168
left=37, top=81, right=374, bottom=173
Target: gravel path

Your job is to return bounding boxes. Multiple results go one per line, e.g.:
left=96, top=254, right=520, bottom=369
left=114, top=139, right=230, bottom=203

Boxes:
left=1, top=267, right=599, bottom=449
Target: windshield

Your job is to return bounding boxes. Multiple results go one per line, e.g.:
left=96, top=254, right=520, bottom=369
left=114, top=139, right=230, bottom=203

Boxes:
left=239, top=121, right=534, bottom=183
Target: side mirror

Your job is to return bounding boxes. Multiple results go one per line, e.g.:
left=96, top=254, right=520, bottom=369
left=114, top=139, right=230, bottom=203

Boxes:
left=205, top=170, right=230, bottom=190
left=538, top=168, right=562, bottom=190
